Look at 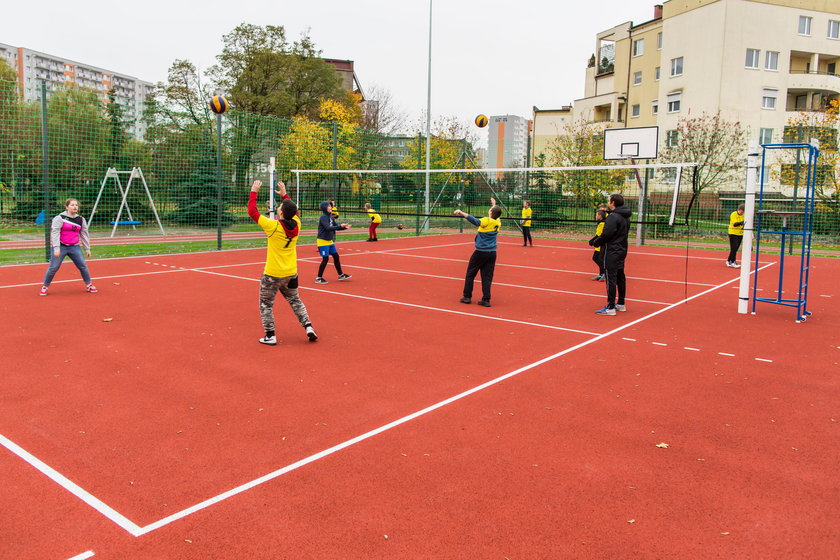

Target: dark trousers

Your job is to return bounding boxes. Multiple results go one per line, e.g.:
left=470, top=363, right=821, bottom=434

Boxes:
left=605, top=257, right=626, bottom=308
left=728, top=234, right=743, bottom=263
left=521, top=226, right=532, bottom=246
left=592, top=250, right=605, bottom=275
left=463, top=250, right=496, bottom=302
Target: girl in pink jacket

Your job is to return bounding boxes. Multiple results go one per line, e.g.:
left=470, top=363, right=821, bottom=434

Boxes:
left=40, top=198, right=97, bottom=296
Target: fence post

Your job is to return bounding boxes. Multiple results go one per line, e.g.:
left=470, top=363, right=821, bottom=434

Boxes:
left=40, top=81, right=50, bottom=262
left=216, top=113, right=223, bottom=251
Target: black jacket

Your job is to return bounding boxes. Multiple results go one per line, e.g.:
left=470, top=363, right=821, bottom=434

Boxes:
left=591, top=205, right=631, bottom=264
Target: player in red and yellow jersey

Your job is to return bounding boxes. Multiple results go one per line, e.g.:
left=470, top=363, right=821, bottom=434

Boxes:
left=248, top=180, right=317, bottom=345
left=364, top=202, right=382, bottom=241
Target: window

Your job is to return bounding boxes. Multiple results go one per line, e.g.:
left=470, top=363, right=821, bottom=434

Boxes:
left=633, top=39, right=644, bottom=57
left=633, top=71, right=642, bottom=85
left=765, top=51, right=779, bottom=71
left=670, top=57, right=684, bottom=76
left=667, top=92, right=681, bottom=113
left=759, top=128, right=773, bottom=145
left=666, top=130, right=679, bottom=147
left=657, top=32, right=663, bottom=49
left=762, top=88, right=778, bottom=110
left=829, top=20, right=840, bottom=39
left=631, top=104, right=640, bottom=118
left=652, top=99, right=659, bottom=114
left=745, top=49, right=760, bottom=69
left=799, top=16, right=812, bottom=35
left=655, top=66, right=661, bottom=80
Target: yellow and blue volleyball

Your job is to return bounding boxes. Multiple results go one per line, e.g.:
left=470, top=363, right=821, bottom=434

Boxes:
left=210, top=96, right=229, bottom=114
left=475, top=114, right=488, bottom=128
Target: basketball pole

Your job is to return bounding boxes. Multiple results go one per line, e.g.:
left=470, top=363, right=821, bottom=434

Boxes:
left=737, top=141, right=759, bottom=314
left=423, top=0, right=432, bottom=233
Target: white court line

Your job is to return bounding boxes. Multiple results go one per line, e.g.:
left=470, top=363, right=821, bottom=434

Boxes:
left=684, top=347, right=701, bottom=352
left=622, top=338, right=636, bottom=342
left=66, top=552, right=95, bottom=560
left=192, top=268, right=600, bottom=336
left=345, top=250, right=719, bottom=287
left=652, top=342, right=668, bottom=347
left=2, top=257, right=778, bottom=538
left=130, top=259, right=776, bottom=536
left=718, top=352, right=736, bottom=357
left=293, top=260, right=673, bottom=306
left=0, top=434, right=143, bottom=536
left=0, top=268, right=188, bottom=290
left=755, top=358, right=773, bottom=363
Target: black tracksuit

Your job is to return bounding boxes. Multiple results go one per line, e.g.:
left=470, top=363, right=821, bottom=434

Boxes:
left=591, top=205, right=631, bottom=309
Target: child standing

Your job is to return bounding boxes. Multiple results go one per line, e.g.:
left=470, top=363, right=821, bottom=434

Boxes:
left=590, top=208, right=607, bottom=281
left=364, top=202, right=381, bottom=242
left=40, top=198, right=97, bottom=296
left=248, top=180, right=317, bottom=345
left=455, top=197, right=502, bottom=307
left=315, top=200, right=352, bottom=284
left=521, top=200, right=533, bottom=247
left=726, top=204, right=745, bottom=268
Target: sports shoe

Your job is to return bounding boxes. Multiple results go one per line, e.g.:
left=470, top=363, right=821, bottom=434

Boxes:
left=592, top=274, right=604, bottom=281
left=595, top=306, right=616, bottom=316
left=726, top=261, right=739, bottom=268
left=258, top=335, right=277, bottom=346
left=39, top=286, right=48, bottom=296
left=337, top=273, right=352, bottom=280
left=305, top=326, right=318, bottom=342
left=315, top=277, right=328, bottom=284
left=615, top=304, right=626, bottom=312
left=477, top=300, right=491, bottom=308
left=459, top=297, right=471, bottom=304
left=86, top=284, right=98, bottom=293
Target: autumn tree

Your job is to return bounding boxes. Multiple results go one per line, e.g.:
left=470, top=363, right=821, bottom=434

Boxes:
left=659, top=111, right=748, bottom=222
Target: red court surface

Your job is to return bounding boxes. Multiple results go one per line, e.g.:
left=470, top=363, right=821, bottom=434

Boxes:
left=1, top=233, right=838, bottom=559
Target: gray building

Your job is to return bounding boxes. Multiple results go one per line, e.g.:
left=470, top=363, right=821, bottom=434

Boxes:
left=486, top=114, right=531, bottom=169
left=0, top=42, right=154, bottom=139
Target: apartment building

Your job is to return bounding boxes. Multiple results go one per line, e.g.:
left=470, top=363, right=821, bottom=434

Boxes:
left=530, top=105, right=573, bottom=164
left=572, top=0, right=840, bottom=152
left=0, top=43, right=154, bottom=139
left=486, top=114, right=532, bottom=169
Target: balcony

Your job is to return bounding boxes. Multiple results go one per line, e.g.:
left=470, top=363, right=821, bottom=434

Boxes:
left=787, top=70, right=840, bottom=95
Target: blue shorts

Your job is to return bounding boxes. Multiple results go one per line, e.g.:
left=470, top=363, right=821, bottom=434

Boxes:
left=317, top=244, right=338, bottom=258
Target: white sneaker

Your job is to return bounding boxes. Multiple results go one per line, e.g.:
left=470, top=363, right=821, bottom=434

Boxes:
left=615, top=304, right=626, bottom=312
left=259, top=335, right=277, bottom=345
left=305, top=326, right=318, bottom=342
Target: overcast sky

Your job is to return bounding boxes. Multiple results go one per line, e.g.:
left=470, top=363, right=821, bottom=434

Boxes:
left=2, top=0, right=656, bottom=138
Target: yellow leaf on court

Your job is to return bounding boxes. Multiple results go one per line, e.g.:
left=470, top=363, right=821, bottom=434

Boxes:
left=656, top=443, right=669, bottom=448
left=103, top=318, right=113, bottom=322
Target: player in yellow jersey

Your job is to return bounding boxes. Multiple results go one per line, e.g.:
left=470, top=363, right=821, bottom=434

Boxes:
left=455, top=197, right=502, bottom=307
left=726, top=204, right=745, bottom=268
left=248, top=180, right=317, bottom=345
left=364, top=202, right=382, bottom=241
left=589, top=208, right=607, bottom=281
left=520, top=200, right=533, bottom=246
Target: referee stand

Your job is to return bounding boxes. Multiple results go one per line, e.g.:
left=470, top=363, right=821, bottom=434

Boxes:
left=745, top=140, right=820, bottom=322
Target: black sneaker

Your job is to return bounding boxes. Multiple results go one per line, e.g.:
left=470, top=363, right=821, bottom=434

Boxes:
left=477, top=300, right=491, bottom=307
left=305, top=326, right=318, bottom=341
left=337, top=274, right=352, bottom=280
left=459, top=297, right=471, bottom=304
left=315, top=277, right=328, bottom=284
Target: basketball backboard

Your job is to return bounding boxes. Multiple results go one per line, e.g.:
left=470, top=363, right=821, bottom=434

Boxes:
left=603, top=126, right=659, bottom=160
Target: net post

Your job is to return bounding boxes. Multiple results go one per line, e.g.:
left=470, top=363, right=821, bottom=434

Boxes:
left=668, top=166, right=683, bottom=226
left=738, top=141, right=760, bottom=314
left=269, top=157, right=276, bottom=220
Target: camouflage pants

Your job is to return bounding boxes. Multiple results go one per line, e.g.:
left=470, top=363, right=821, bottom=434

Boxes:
left=259, top=274, right=311, bottom=333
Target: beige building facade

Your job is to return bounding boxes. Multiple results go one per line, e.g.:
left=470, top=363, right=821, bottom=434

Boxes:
left=571, top=0, right=840, bottom=152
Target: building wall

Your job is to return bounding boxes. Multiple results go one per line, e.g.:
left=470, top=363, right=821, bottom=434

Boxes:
left=486, top=114, right=531, bottom=168
left=531, top=108, right=573, bottom=163
left=571, top=0, right=840, bottom=161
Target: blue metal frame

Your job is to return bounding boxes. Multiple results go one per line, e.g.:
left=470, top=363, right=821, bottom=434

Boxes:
left=751, top=142, right=819, bottom=322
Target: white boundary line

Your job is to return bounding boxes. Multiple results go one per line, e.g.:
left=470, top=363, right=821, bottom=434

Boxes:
left=66, top=552, right=95, bottom=560
left=192, top=268, right=601, bottom=336
left=0, top=434, right=143, bottom=536
left=1, top=262, right=777, bottom=538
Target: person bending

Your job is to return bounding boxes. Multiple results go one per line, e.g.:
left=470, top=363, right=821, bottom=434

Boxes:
left=455, top=197, right=502, bottom=308
left=315, top=200, right=352, bottom=284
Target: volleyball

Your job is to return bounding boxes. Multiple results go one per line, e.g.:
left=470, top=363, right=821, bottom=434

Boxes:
left=397, top=224, right=404, bottom=230
left=475, top=114, right=488, bottom=128
left=210, top=96, right=229, bottom=114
